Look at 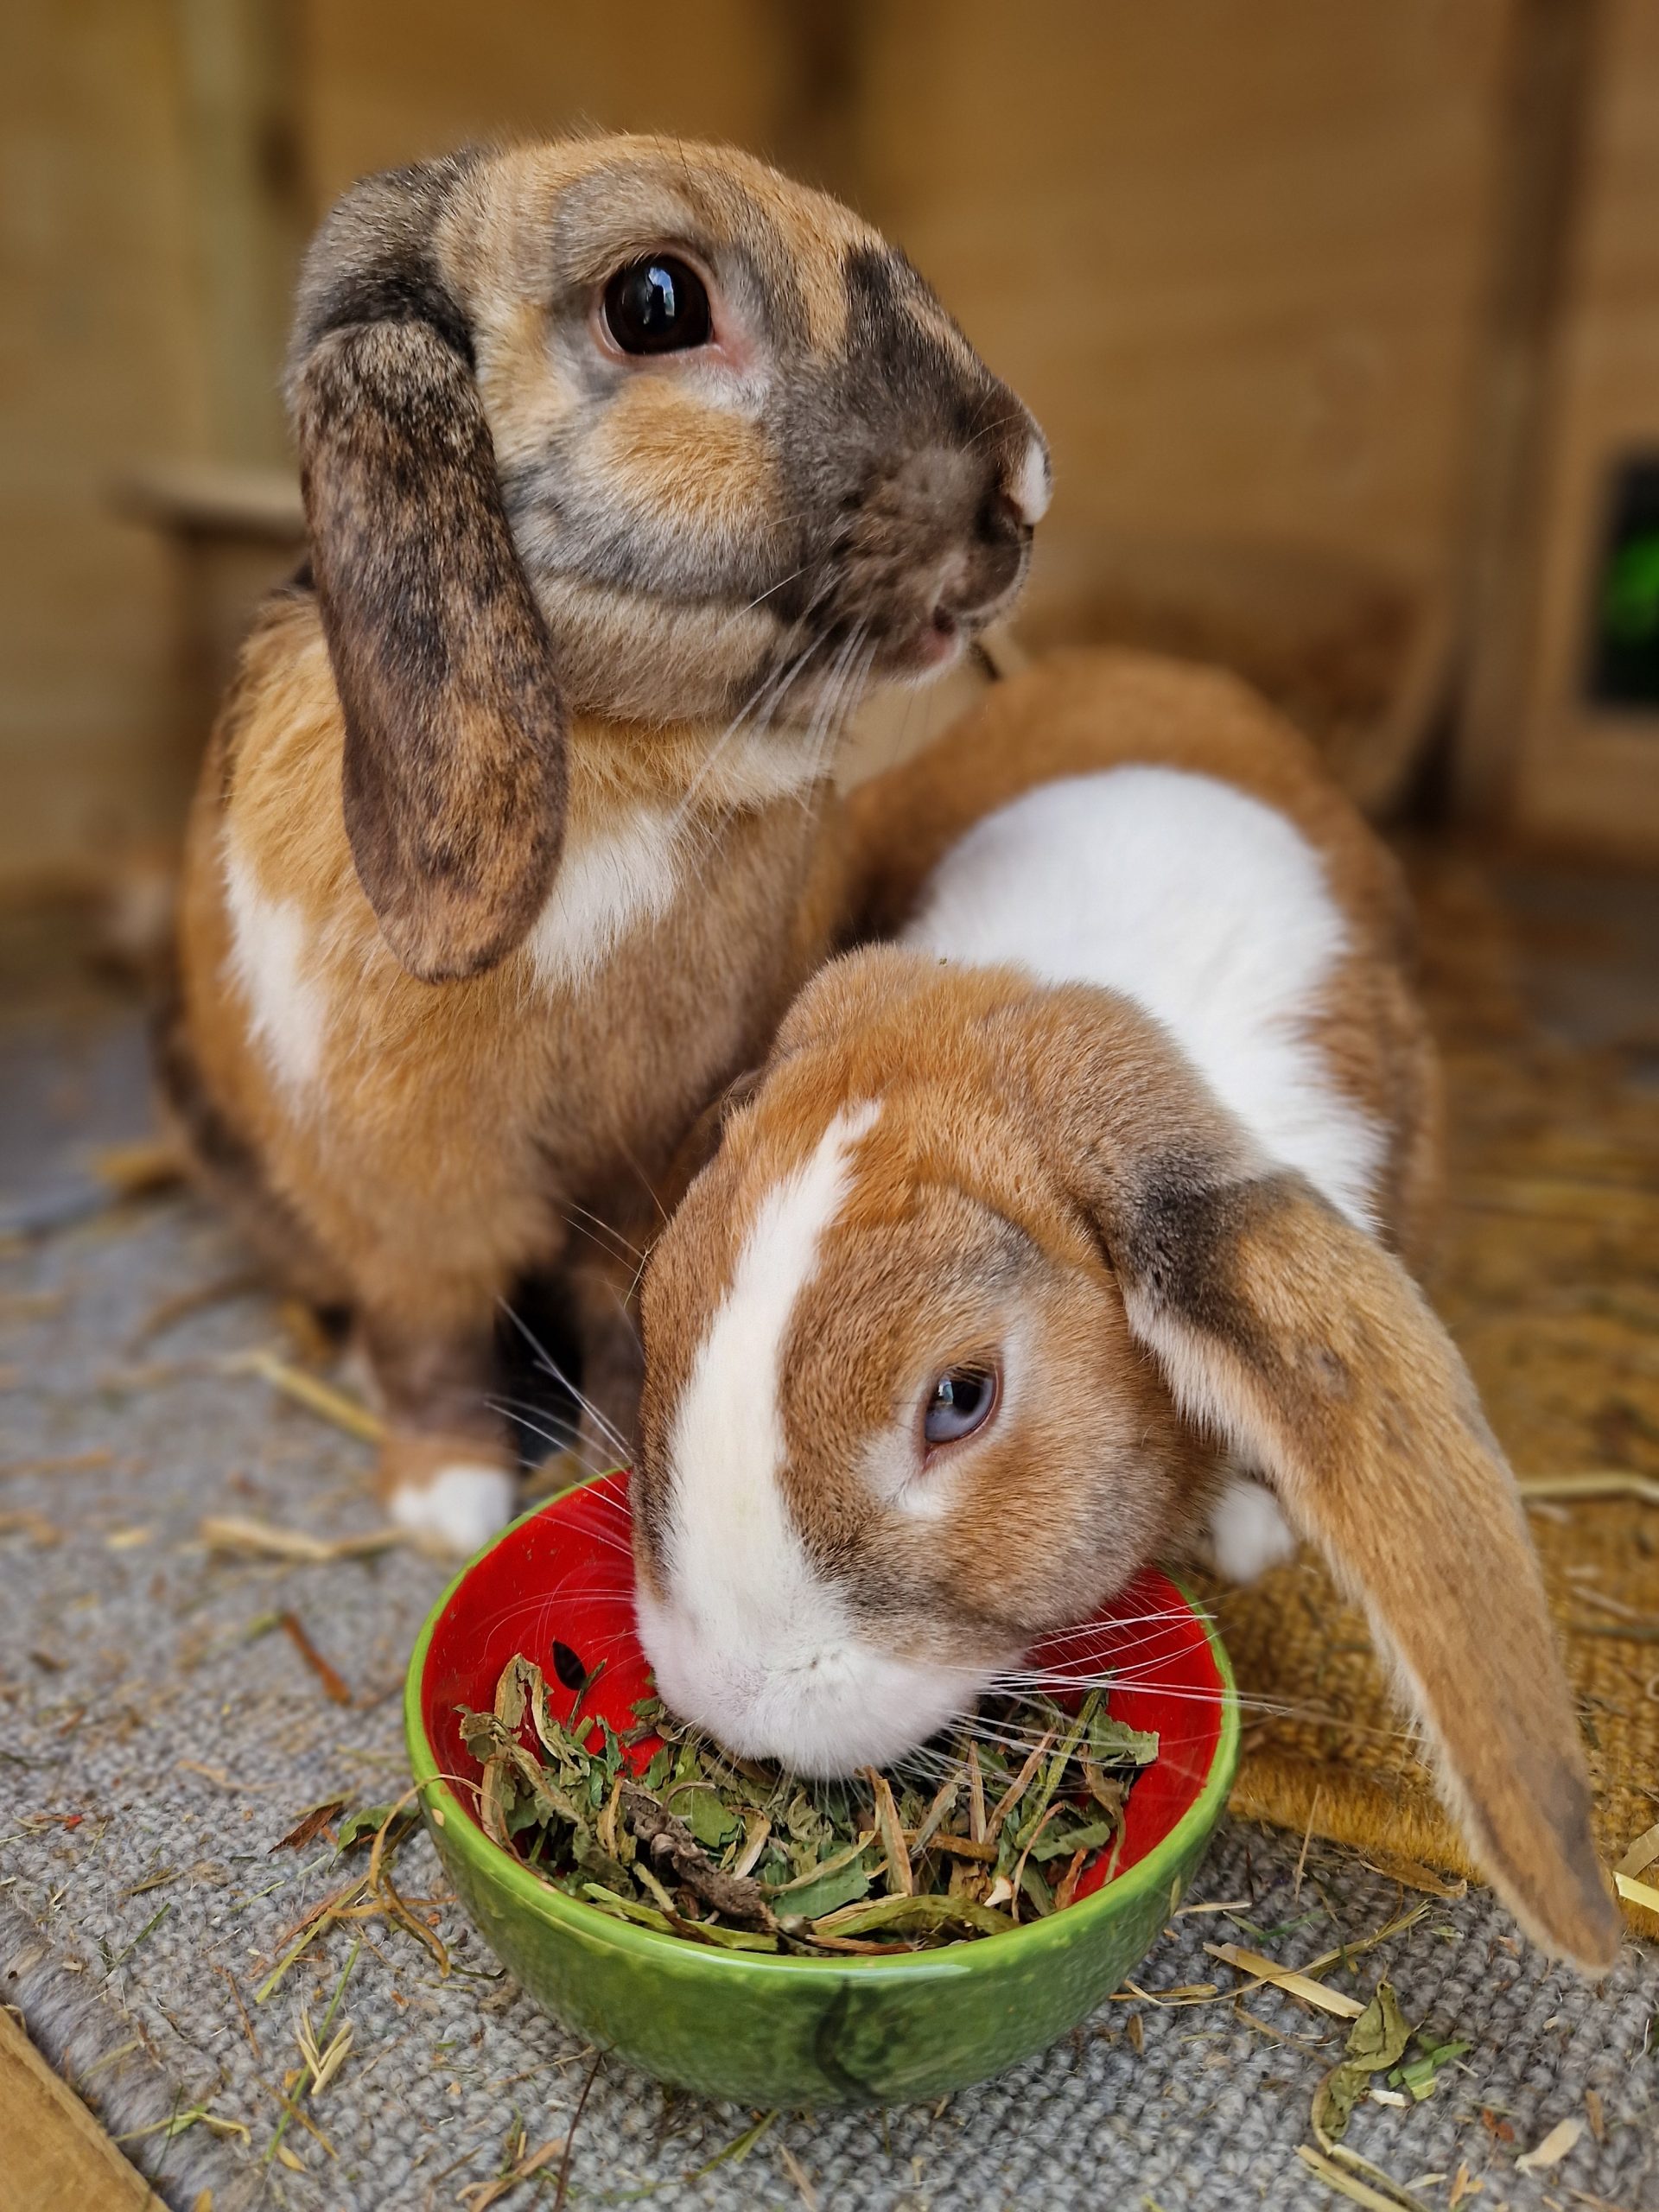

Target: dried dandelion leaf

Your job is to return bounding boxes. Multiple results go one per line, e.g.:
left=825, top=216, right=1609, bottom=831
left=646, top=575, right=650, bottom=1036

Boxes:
left=1311, top=1982, right=1412, bottom=2142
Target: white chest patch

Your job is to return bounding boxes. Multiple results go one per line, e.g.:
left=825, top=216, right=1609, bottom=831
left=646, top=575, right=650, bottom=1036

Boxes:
left=222, top=842, right=328, bottom=1103
left=524, top=807, right=682, bottom=990
left=902, top=767, right=1384, bottom=1227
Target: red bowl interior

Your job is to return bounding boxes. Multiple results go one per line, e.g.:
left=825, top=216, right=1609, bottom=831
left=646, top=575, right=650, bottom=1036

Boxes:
left=421, top=1475, right=1226, bottom=1905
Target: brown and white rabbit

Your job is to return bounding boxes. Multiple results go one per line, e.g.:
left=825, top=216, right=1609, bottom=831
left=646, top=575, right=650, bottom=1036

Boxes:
left=157, top=137, right=1048, bottom=1553
left=632, top=649, right=1618, bottom=1970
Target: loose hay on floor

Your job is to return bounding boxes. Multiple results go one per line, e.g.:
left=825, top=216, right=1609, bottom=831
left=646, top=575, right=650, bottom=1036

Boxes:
left=1, top=855, right=1656, bottom=2210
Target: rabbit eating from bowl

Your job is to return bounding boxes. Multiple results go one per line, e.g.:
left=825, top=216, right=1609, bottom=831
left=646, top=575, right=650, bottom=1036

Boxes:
left=633, top=649, right=1618, bottom=1971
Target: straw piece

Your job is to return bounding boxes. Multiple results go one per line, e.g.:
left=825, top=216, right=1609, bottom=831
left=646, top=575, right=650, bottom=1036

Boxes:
left=1614, top=1820, right=1659, bottom=1879
left=1293, top=2146, right=1405, bottom=2211
left=1515, top=2115, right=1585, bottom=2174
left=1516, top=1470, right=1659, bottom=1507
left=1204, top=1942, right=1366, bottom=2018
left=199, top=1516, right=402, bottom=1563
left=225, top=1349, right=384, bottom=1443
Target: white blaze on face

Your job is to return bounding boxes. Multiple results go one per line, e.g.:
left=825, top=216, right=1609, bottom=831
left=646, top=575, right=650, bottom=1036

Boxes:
left=636, top=1100, right=983, bottom=1773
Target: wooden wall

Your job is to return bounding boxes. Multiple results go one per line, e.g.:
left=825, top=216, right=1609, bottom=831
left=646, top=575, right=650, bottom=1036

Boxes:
left=857, top=1, right=1511, bottom=593
left=1, top=0, right=213, bottom=886
left=1498, top=0, right=1659, bottom=855
left=3, top=0, right=1654, bottom=890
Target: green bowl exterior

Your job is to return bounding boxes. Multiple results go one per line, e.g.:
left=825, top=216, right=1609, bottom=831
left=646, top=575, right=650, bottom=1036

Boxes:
left=404, top=1537, right=1239, bottom=2107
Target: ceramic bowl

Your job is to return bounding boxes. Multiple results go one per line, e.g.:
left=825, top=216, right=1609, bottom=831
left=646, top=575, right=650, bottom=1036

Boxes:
left=404, top=1475, right=1237, bottom=2106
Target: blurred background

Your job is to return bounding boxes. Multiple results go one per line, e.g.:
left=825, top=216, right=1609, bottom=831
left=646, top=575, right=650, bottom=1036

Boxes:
left=3, top=0, right=1658, bottom=913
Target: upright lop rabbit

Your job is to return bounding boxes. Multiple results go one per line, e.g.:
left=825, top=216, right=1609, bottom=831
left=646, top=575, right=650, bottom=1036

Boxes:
left=634, top=650, right=1618, bottom=1970
left=158, top=137, right=1048, bottom=1551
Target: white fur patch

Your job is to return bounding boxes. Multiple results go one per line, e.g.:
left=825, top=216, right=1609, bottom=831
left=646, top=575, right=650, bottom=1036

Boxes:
left=1207, top=1473, right=1299, bottom=1582
left=389, top=1463, right=516, bottom=1556
left=525, top=809, right=681, bottom=990
left=222, top=842, right=328, bottom=1102
left=1010, top=436, right=1052, bottom=527
left=637, top=1099, right=976, bottom=1771
left=903, top=766, right=1385, bottom=1227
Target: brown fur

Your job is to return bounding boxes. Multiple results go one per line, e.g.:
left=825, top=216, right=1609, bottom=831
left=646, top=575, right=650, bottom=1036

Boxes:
left=173, top=592, right=849, bottom=1462
left=636, top=657, right=1616, bottom=1968
left=166, top=133, right=1043, bottom=1510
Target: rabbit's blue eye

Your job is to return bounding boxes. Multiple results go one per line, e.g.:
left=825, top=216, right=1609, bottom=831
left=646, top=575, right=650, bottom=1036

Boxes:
left=923, top=1365, right=999, bottom=1449
left=603, top=257, right=712, bottom=355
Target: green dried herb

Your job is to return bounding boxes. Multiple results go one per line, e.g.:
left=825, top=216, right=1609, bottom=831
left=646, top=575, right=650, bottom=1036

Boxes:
left=1312, top=1981, right=1414, bottom=2142
left=457, top=1658, right=1158, bottom=1955
left=1387, top=2030, right=1471, bottom=2102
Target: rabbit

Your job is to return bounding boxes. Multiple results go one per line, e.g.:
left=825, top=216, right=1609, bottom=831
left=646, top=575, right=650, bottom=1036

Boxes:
left=632, top=648, right=1619, bottom=1970
left=156, top=137, right=1049, bottom=1554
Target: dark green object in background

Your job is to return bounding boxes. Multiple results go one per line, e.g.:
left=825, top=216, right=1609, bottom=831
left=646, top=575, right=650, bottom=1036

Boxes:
left=1589, top=457, right=1659, bottom=709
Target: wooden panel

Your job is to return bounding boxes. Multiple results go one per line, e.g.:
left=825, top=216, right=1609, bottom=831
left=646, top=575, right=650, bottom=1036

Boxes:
left=295, top=0, right=799, bottom=206
left=0, top=0, right=213, bottom=887
left=173, top=0, right=308, bottom=466
left=1505, top=0, right=1659, bottom=856
left=0, top=2010, right=158, bottom=2211
left=0, top=3, right=1540, bottom=882
left=855, top=0, right=1513, bottom=592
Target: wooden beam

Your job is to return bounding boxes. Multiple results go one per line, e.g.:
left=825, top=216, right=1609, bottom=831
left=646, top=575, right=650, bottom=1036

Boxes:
left=171, top=0, right=308, bottom=465
left=1450, top=0, right=1606, bottom=817
left=0, top=2008, right=160, bottom=2212
left=761, top=0, right=871, bottom=204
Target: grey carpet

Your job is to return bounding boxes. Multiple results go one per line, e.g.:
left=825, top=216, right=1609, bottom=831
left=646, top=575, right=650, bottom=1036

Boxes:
left=2, top=984, right=1656, bottom=2211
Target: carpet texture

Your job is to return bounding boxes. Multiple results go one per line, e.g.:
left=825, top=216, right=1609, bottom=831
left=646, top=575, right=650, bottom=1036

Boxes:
left=1, top=857, right=1656, bottom=2210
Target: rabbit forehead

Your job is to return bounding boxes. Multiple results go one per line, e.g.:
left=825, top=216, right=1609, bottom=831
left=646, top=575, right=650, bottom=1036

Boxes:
left=639, top=1044, right=1094, bottom=1518
left=464, top=137, right=882, bottom=352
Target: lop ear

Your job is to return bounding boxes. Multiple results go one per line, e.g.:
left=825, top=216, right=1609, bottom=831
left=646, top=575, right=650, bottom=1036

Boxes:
left=287, top=157, right=567, bottom=983
left=1023, top=988, right=1619, bottom=1970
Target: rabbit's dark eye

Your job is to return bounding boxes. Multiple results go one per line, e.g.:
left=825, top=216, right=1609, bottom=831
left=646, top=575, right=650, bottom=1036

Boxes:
left=923, top=1365, right=999, bottom=1449
left=603, top=257, right=712, bottom=355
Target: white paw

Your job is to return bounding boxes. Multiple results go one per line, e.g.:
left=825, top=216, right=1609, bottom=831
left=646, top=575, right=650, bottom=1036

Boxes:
left=1208, top=1476, right=1298, bottom=1584
left=390, top=1463, right=517, bottom=1557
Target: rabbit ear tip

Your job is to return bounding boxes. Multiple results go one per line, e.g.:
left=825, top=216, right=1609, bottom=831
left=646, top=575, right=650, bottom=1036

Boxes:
left=1501, top=1849, right=1624, bottom=1974
left=1566, top=1881, right=1625, bottom=1974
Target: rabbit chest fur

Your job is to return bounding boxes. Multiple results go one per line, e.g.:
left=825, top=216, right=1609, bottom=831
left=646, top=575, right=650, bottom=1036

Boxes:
left=162, top=587, right=848, bottom=1554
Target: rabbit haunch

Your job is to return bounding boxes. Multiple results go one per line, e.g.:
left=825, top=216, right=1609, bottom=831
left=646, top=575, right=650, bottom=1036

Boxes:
left=635, top=652, right=1618, bottom=1969
left=905, top=768, right=1388, bottom=1232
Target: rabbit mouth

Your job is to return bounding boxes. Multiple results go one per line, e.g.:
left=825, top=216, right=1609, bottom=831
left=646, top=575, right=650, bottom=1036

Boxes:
left=787, top=461, right=1033, bottom=678
left=838, top=562, right=1027, bottom=681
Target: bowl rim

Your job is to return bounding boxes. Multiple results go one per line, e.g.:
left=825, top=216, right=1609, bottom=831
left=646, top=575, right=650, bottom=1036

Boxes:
left=404, top=1484, right=1240, bottom=1984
